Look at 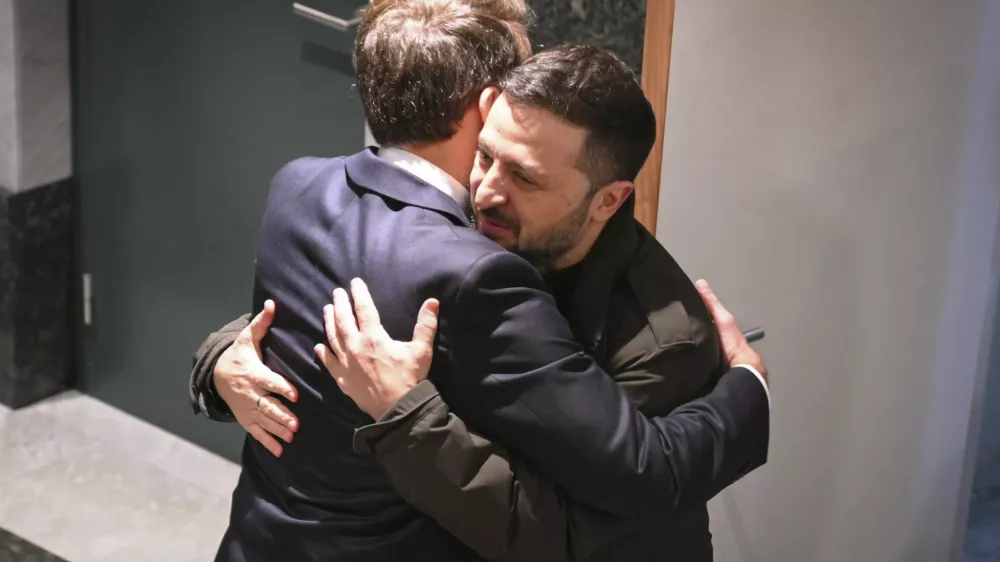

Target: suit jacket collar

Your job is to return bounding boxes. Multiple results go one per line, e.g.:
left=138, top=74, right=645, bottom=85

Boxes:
left=344, top=148, right=472, bottom=228
left=377, top=147, right=471, bottom=210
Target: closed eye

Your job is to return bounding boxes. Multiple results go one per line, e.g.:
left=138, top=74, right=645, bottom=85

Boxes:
left=514, top=171, right=538, bottom=187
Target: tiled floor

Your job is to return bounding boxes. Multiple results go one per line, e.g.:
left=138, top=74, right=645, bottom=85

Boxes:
left=0, top=392, right=240, bottom=562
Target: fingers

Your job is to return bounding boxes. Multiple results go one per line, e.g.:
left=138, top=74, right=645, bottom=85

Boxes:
left=350, top=279, right=382, bottom=334
left=333, top=287, right=361, bottom=348
left=411, top=298, right=440, bottom=350
left=256, top=394, right=299, bottom=434
left=256, top=366, right=299, bottom=404
left=251, top=406, right=295, bottom=443
left=695, top=279, right=765, bottom=375
left=315, top=343, right=334, bottom=373
left=323, top=304, right=345, bottom=359
left=695, top=279, right=735, bottom=328
left=248, top=299, right=277, bottom=344
left=315, top=343, right=345, bottom=383
left=316, top=343, right=362, bottom=406
left=246, top=421, right=284, bottom=458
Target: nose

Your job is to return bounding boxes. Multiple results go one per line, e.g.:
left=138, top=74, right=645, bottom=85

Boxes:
left=474, top=163, right=507, bottom=210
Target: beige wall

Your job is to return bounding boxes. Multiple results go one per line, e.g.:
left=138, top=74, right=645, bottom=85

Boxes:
left=657, top=0, right=1000, bottom=560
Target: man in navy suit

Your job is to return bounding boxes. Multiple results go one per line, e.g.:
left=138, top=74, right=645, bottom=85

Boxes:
left=190, top=1, right=770, bottom=560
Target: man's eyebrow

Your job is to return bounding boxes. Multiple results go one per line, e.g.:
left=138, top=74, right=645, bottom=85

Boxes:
left=478, top=136, right=547, bottom=182
left=512, top=160, right=546, bottom=181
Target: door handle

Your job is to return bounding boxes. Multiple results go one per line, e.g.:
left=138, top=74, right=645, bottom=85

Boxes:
left=293, top=3, right=367, bottom=32
left=742, top=327, right=765, bottom=343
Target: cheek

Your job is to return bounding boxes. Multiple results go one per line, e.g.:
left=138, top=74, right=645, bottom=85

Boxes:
left=526, top=197, right=575, bottom=230
left=508, top=196, right=548, bottom=238
left=469, top=169, right=483, bottom=195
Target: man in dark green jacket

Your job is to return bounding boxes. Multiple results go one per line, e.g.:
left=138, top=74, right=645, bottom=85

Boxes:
left=191, top=45, right=769, bottom=561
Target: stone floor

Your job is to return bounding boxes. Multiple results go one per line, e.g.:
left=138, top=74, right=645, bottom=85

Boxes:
left=0, top=392, right=239, bottom=562
left=1, top=390, right=998, bottom=561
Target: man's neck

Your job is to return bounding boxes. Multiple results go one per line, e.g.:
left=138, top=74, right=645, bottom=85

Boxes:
left=398, top=139, right=472, bottom=189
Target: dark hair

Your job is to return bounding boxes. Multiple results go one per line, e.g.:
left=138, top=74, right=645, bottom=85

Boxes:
left=500, top=44, right=656, bottom=187
left=355, top=0, right=532, bottom=147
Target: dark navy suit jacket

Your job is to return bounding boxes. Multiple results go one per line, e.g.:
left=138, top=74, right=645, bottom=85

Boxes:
left=216, top=148, right=769, bottom=561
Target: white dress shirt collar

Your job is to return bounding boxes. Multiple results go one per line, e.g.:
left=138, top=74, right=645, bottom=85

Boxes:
left=377, top=147, right=470, bottom=209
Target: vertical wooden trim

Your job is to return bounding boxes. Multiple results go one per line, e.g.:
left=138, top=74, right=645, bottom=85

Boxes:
left=634, top=0, right=676, bottom=234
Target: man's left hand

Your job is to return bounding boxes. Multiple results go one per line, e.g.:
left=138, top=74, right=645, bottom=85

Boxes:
left=213, top=300, right=300, bottom=457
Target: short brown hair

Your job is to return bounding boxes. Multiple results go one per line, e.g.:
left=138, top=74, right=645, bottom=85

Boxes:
left=356, top=0, right=532, bottom=147
left=501, top=44, right=656, bottom=188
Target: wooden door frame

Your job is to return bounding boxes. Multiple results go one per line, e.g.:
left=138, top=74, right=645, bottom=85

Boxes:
left=634, top=0, right=676, bottom=234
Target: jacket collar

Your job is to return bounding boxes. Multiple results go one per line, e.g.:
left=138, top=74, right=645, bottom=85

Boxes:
left=377, top=147, right=471, bottom=210
left=344, top=147, right=472, bottom=228
left=558, top=195, right=640, bottom=350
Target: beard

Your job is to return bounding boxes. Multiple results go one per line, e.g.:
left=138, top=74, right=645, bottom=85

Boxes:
left=477, top=197, right=591, bottom=272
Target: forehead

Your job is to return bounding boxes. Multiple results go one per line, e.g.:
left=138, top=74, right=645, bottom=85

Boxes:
left=481, top=95, right=588, bottom=173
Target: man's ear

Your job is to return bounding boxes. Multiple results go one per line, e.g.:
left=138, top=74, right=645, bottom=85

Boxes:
left=479, top=87, right=501, bottom=122
left=590, top=181, right=635, bottom=222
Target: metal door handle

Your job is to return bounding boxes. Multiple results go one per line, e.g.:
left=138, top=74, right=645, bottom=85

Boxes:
left=743, top=327, right=766, bottom=343
left=293, top=3, right=366, bottom=32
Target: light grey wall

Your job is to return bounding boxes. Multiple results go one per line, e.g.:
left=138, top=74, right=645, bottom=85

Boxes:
left=971, top=298, right=1000, bottom=493
left=980, top=320, right=1000, bottom=476
left=657, top=0, right=1000, bottom=560
left=0, top=0, right=70, bottom=193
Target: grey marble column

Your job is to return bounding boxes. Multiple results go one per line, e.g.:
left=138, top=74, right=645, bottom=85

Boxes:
left=0, top=0, right=73, bottom=409
left=528, top=0, right=647, bottom=74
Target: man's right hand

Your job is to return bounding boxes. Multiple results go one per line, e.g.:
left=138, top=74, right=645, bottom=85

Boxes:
left=214, top=299, right=301, bottom=457
left=695, top=280, right=769, bottom=384
left=314, top=279, right=439, bottom=421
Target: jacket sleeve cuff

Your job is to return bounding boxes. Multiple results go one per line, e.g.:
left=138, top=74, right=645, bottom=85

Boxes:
left=190, top=317, right=250, bottom=422
left=203, top=360, right=237, bottom=421
left=353, top=380, right=441, bottom=457
left=733, top=363, right=770, bottom=408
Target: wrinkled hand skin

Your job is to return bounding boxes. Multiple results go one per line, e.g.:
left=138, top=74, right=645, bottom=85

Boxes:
left=315, top=279, right=440, bottom=420
left=214, top=300, right=301, bottom=457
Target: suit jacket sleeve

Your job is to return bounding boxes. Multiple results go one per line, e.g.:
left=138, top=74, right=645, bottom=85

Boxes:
left=189, top=314, right=251, bottom=421
left=413, top=250, right=768, bottom=519
left=354, top=343, right=769, bottom=561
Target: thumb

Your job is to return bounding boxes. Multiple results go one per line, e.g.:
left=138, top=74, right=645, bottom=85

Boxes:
left=695, top=280, right=734, bottom=329
left=249, top=300, right=277, bottom=344
left=696, top=279, right=749, bottom=366
left=411, top=299, right=440, bottom=351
